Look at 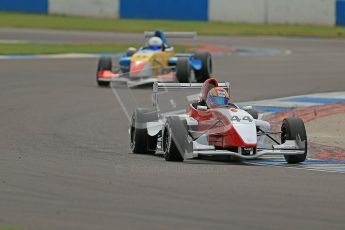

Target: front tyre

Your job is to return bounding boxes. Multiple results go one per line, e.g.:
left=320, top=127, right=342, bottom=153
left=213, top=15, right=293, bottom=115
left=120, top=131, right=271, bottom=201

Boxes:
left=97, top=57, right=112, bottom=87
left=130, top=108, right=158, bottom=154
left=281, top=117, right=307, bottom=164
left=246, top=109, right=259, bottom=119
left=163, top=117, right=192, bottom=162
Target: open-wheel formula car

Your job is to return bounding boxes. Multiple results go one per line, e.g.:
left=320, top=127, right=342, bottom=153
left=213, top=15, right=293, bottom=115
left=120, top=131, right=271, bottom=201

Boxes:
left=96, top=31, right=212, bottom=87
left=129, top=81, right=307, bottom=163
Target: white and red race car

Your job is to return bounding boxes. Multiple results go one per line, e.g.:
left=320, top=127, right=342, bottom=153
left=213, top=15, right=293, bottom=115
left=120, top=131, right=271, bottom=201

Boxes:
left=129, top=79, right=307, bottom=163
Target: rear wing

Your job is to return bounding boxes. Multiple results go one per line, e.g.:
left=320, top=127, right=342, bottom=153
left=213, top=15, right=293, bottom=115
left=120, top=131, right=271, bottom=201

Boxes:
left=152, top=82, right=230, bottom=108
left=144, top=31, right=197, bottom=39
left=153, top=82, right=230, bottom=91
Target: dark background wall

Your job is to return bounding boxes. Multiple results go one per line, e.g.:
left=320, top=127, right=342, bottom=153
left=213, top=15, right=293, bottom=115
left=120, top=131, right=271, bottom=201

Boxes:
left=0, top=0, right=48, bottom=13
left=119, top=0, right=208, bottom=21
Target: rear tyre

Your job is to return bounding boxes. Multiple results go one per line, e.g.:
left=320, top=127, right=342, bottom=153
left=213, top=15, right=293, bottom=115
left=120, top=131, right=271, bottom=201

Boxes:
left=130, top=108, right=158, bottom=154
left=97, top=57, right=112, bottom=87
left=176, top=58, right=191, bottom=83
left=281, top=117, right=307, bottom=164
left=163, top=117, right=192, bottom=162
left=194, top=52, right=212, bottom=83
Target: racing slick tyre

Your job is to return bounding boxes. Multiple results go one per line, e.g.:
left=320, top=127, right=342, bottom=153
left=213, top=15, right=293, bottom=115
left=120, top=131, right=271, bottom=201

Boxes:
left=246, top=109, right=259, bottom=119
left=176, top=58, right=191, bottom=83
left=163, top=117, right=192, bottom=162
left=130, top=108, right=158, bottom=154
left=194, top=52, right=212, bottom=83
left=97, top=57, right=112, bottom=87
left=281, top=117, right=307, bottom=164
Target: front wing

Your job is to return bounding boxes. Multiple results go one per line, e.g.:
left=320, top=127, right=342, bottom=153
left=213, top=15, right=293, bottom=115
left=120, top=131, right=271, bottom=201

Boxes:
left=97, top=70, right=176, bottom=87
left=183, top=140, right=306, bottom=160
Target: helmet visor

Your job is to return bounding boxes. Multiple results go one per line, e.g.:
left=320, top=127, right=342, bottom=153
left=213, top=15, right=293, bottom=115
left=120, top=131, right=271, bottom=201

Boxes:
left=150, top=46, right=161, bottom=51
left=210, top=96, right=229, bottom=105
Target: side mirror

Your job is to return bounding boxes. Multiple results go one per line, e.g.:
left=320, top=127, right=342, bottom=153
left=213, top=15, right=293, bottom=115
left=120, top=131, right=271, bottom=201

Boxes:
left=126, top=47, right=137, bottom=57
left=242, top=105, right=253, bottom=110
left=165, top=47, right=174, bottom=52
left=197, top=105, right=208, bottom=111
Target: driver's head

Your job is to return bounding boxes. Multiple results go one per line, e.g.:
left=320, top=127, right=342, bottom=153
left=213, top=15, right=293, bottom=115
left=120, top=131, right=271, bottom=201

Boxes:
left=200, top=78, right=218, bottom=102
left=154, top=30, right=162, bottom=38
left=206, top=87, right=230, bottom=109
left=148, top=37, right=163, bottom=51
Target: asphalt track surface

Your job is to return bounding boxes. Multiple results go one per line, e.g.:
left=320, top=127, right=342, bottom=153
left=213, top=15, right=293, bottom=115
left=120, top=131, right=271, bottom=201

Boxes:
left=1, top=29, right=345, bottom=230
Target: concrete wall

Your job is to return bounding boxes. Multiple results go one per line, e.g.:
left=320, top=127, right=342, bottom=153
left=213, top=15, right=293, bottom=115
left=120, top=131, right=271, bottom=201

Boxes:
left=0, top=0, right=342, bottom=26
left=209, top=0, right=267, bottom=24
left=267, top=0, right=335, bottom=26
left=209, top=0, right=336, bottom=26
left=49, top=0, right=119, bottom=18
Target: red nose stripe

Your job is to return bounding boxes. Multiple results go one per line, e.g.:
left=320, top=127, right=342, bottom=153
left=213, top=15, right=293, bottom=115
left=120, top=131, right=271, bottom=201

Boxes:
left=97, top=70, right=120, bottom=78
left=130, top=62, right=147, bottom=73
left=157, top=72, right=174, bottom=80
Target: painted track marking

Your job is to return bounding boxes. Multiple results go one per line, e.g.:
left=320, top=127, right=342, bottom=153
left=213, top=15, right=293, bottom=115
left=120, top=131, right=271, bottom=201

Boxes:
left=248, top=157, right=345, bottom=173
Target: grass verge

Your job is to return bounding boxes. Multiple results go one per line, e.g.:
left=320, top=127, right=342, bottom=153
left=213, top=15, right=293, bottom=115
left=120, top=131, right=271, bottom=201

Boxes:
left=0, top=43, right=190, bottom=55
left=1, top=12, right=345, bottom=38
left=0, top=227, right=21, bottom=230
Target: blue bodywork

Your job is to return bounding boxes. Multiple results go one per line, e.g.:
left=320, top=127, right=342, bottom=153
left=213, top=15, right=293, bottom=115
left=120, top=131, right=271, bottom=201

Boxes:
left=119, top=57, right=131, bottom=67
left=190, top=59, right=202, bottom=70
left=167, top=57, right=202, bottom=70
left=119, top=53, right=202, bottom=71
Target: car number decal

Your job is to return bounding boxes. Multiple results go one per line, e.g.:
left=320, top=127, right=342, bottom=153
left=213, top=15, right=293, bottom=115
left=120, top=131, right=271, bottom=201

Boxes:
left=231, top=115, right=253, bottom=122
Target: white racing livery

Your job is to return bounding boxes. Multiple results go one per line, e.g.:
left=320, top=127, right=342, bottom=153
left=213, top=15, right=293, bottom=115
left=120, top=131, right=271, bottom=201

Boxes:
left=129, top=81, right=308, bottom=163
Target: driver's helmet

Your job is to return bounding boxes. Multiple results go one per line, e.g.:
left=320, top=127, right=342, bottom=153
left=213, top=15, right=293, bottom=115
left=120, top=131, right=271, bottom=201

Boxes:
left=148, top=37, right=163, bottom=51
left=206, top=87, right=230, bottom=109
left=200, top=78, right=219, bottom=102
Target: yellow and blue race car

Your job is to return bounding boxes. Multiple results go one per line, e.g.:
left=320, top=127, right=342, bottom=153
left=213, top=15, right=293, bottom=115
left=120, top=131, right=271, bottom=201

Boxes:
left=96, top=30, right=212, bottom=87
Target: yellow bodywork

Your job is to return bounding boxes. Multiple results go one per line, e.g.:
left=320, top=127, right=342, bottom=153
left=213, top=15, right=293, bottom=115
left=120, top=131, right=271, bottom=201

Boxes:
left=131, top=49, right=175, bottom=69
